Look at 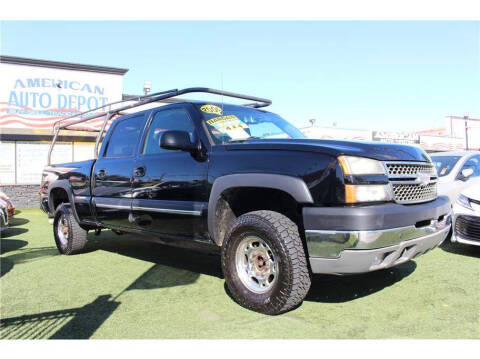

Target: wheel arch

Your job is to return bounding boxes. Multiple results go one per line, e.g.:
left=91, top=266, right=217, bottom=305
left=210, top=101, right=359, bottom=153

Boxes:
left=48, top=180, right=82, bottom=224
left=208, top=173, right=313, bottom=245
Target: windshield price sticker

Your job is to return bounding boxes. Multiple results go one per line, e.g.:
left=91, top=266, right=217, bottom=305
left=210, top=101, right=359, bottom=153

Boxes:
left=200, top=104, right=223, bottom=115
left=207, top=115, right=250, bottom=140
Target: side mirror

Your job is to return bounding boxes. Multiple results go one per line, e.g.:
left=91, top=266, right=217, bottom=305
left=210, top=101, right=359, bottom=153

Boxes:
left=160, top=131, right=197, bottom=151
left=458, top=168, right=474, bottom=181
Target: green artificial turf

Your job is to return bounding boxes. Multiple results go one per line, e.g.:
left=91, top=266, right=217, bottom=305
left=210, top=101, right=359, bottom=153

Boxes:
left=1, top=208, right=479, bottom=339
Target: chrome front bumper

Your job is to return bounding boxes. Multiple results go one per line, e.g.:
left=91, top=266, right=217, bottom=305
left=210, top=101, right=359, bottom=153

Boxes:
left=307, top=214, right=451, bottom=274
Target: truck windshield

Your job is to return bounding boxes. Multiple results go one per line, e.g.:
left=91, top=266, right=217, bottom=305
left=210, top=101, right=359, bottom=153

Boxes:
left=195, top=103, right=306, bottom=144
left=431, top=155, right=462, bottom=177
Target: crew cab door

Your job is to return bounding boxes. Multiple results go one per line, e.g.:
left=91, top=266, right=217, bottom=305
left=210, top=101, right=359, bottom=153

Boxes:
left=130, top=104, right=209, bottom=239
left=92, top=113, right=146, bottom=229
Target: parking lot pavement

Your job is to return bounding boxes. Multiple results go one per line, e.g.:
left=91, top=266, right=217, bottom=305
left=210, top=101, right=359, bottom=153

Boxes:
left=1, top=208, right=479, bottom=339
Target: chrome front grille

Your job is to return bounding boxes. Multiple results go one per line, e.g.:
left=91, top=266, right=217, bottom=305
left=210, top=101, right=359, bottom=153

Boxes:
left=392, top=183, right=437, bottom=203
left=384, top=161, right=438, bottom=204
left=386, top=163, right=436, bottom=177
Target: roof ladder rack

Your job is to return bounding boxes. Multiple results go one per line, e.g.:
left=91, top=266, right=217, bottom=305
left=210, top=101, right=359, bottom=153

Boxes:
left=47, top=87, right=272, bottom=165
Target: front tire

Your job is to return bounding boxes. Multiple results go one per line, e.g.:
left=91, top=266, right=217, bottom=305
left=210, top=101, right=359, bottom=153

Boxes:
left=53, top=204, right=88, bottom=255
left=221, top=210, right=311, bottom=315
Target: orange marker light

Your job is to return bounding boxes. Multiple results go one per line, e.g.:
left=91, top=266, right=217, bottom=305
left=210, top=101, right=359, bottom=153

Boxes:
left=338, top=156, right=351, bottom=175
left=345, top=185, right=357, bottom=203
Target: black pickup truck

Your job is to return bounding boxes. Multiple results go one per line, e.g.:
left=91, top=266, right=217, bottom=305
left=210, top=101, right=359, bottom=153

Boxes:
left=41, top=88, right=451, bottom=314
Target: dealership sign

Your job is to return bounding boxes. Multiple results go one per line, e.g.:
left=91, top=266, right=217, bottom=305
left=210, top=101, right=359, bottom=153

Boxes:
left=8, top=78, right=108, bottom=112
left=372, top=131, right=419, bottom=144
left=0, top=62, right=124, bottom=130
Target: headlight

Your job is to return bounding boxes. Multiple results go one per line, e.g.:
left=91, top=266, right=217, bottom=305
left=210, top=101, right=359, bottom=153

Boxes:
left=457, top=194, right=472, bottom=210
left=338, top=156, right=392, bottom=203
left=338, top=155, right=386, bottom=175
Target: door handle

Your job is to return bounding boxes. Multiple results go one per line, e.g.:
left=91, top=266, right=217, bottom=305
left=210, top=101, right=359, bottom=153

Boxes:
left=133, top=166, right=146, bottom=177
left=96, top=169, right=106, bottom=179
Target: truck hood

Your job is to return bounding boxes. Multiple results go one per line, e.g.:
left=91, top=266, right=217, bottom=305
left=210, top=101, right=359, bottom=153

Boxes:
left=224, top=139, right=431, bottom=162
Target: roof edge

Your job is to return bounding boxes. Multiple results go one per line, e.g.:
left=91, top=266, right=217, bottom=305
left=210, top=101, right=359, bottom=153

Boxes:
left=0, top=55, right=129, bottom=75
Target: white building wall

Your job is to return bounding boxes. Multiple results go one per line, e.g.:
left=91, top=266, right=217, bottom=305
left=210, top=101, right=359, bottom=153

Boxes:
left=445, top=117, right=480, bottom=150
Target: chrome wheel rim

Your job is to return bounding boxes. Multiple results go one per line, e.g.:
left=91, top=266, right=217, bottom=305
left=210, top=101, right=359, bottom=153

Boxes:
left=235, top=236, right=278, bottom=294
left=57, top=214, right=69, bottom=249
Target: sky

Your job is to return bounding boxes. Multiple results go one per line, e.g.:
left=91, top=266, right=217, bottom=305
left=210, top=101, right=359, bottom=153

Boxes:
left=1, top=21, right=479, bottom=131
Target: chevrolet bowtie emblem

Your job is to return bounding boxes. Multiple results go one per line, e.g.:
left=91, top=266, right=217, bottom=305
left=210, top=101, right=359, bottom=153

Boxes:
left=415, top=172, right=430, bottom=187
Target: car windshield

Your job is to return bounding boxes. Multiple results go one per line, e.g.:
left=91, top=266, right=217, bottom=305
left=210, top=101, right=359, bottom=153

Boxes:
left=431, top=155, right=462, bottom=177
left=195, top=103, right=306, bottom=144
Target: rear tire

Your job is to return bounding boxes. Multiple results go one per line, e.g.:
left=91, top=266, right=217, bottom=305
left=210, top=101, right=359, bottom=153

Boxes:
left=53, top=204, right=88, bottom=255
left=221, top=210, right=311, bottom=315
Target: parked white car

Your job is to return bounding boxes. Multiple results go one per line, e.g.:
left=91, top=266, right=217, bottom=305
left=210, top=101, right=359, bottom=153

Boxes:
left=0, top=191, right=15, bottom=219
left=431, top=151, right=480, bottom=203
left=452, top=185, right=480, bottom=246
left=0, top=199, right=9, bottom=232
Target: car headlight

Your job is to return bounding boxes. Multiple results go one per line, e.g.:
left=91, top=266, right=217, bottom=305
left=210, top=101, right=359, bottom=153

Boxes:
left=457, top=194, right=473, bottom=210
left=338, top=156, right=393, bottom=203
left=338, top=155, right=386, bottom=175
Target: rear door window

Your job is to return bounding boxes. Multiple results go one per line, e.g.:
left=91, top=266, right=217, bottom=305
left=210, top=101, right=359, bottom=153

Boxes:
left=104, top=115, right=145, bottom=158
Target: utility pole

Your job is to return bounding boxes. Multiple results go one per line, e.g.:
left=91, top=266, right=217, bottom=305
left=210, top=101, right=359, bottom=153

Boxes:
left=464, top=115, right=469, bottom=150
left=143, top=80, right=151, bottom=96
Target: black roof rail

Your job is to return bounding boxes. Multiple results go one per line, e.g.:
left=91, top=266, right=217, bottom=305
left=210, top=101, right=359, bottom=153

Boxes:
left=176, top=87, right=271, bottom=108
left=47, top=87, right=272, bottom=165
